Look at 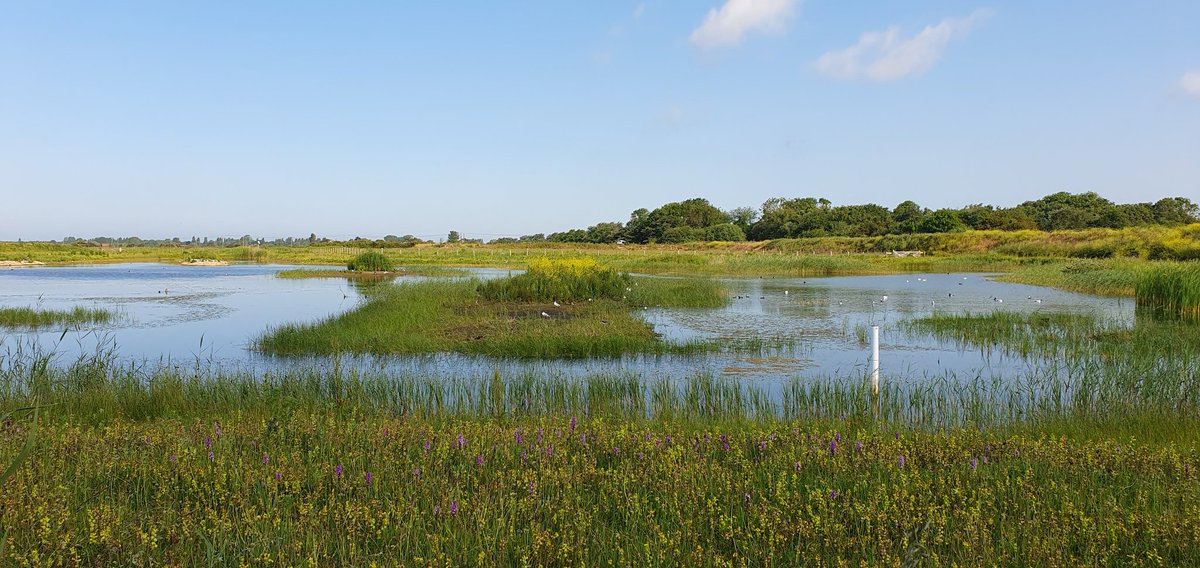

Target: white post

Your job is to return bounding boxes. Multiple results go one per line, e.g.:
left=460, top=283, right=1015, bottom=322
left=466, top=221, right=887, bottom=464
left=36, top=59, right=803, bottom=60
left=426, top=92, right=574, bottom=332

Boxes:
left=870, top=325, right=880, bottom=395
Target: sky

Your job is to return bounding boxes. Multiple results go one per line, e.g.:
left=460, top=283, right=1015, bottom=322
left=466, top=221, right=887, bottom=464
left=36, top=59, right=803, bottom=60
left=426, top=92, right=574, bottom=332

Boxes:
left=1, top=1, right=1198, bottom=242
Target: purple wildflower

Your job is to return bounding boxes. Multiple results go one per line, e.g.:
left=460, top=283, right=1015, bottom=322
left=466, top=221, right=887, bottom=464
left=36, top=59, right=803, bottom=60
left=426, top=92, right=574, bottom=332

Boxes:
left=515, top=429, right=524, bottom=445
left=970, top=458, right=978, bottom=471
left=829, top=437, right=838, bottom=456
left=456, top=433, right=466, bottom=449
left=413, top=467, right=421, bottom=478
left=721, top=434, right=730, bottom=451
left=898, top=455, right=906, bottom=467
left=204, top=436, right=213, bottom=450
left=637, top=452, right=645, bottom=460
left=263, top=453, right=270, bottom=464
left=829, top=489, right=839, bottom=500
left=665, top=435, right=672, bottom=444
left=612, top=446, right=620, bottom=455
left=433, top=505, right=440, bottom=515
left=450, top=500, right=458, bottom=515
left=169, top=454, right=177, bottom=463
left=759, top=440, right=767, bottom=451
left=855, top=440, right=863, bottom=452
left=528, top=480, right=535, bottom=494
left=275, top=471, right=282, bottom=481
left=536, top=428, right=543, bottom=444
left=335, top=463, right=344, bottom=477
left=768, top=432, right=776, bottom=441
left=646, top=432, right=652, bottom=441
left=207, top=451, right=214, bottom=461
left=521, top=449, right=528, bottom=465
left=364, top=471, right=373, bottom=484
left=423, top=439, right=432, bottom=451
left=795, top=461, right=802, bottom=471
left=475, top=454, right=484, bottom=467
left=545, top=443, right=554, bottom=457
left=214, top=423, right=223, bottom=438
left=834, top=431, right=841, bottom=443
left=569, top=416, right=577, bottom=431
left=144, top=436, right=152, bottom=445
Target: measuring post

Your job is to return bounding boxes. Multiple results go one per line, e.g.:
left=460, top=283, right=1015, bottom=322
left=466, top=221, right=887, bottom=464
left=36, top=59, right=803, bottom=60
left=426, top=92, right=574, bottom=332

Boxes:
left=870, top=325, right=880, bottom=395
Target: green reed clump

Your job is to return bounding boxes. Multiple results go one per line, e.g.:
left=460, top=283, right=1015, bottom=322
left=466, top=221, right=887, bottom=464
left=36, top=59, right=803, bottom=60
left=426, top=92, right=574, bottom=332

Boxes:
left=1136, top=263, right=1200, bottom=320
left=902, top=311, right=1098, bottom=356
left=478, top=257, right=629, bottom=302
left=347, top=250, right=394, bottom=272
left=0, top=306, right=113, bottom=330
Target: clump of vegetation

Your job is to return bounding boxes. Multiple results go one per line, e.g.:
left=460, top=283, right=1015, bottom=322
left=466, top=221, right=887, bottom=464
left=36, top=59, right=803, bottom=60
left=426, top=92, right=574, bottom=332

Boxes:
left=347, top=250, right=394, bottom=272
left=1136, top=263, right=1200, bottom=320
left=478, top=257, right=630, bottom=302
left=0, top=306, right=113, bottom=330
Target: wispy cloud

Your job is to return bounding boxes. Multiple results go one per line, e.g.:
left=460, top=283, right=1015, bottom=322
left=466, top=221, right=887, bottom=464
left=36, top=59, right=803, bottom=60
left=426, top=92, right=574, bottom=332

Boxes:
left=816, top=9, right=991, bottom=81
left=690, top=0, right=799, bottom=49
left=633, top=3, right=646, bottom=21
left=1182, top=70, right=1200, bottom=98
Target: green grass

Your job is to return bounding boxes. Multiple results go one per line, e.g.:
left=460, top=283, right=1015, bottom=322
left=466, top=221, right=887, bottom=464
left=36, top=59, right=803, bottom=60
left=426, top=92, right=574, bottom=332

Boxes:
left=1137, top=263, right=1200, bottom=320
left=1, top=345, right=1199, bottom=565
left=346, top=250, right=393, bottom=272
left=0, top=306, right=114, bottom=330
left=256, top=277, right=723, bottom=358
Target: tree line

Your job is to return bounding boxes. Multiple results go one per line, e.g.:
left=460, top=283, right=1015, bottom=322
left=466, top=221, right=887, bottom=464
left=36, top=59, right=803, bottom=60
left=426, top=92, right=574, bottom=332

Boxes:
left=517, top=192, right=1198, bottom=244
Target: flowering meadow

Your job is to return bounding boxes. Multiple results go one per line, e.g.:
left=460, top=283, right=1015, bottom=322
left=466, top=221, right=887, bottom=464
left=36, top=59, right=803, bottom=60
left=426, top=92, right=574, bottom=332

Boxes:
left=3, top=408, right=1199, bottom=566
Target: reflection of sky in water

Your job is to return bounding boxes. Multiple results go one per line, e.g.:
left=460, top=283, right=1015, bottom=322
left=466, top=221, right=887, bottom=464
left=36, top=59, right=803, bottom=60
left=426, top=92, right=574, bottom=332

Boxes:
left=0, top=264, right=1133, bottom=382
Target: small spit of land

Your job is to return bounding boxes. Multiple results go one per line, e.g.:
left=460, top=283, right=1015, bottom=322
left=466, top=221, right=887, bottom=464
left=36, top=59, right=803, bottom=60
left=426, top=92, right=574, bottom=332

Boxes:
left=1, top=229, right=1199, bottom=565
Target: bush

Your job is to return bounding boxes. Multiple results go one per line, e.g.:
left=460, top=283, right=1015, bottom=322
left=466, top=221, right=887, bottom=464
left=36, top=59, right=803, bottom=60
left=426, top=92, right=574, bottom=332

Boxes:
left=347, top=251, right=393, bottom=272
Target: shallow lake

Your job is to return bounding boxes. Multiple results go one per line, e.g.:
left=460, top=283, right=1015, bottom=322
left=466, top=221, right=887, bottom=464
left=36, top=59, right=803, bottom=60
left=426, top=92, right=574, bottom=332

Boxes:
left=0, top=263, right=1132, bottom=382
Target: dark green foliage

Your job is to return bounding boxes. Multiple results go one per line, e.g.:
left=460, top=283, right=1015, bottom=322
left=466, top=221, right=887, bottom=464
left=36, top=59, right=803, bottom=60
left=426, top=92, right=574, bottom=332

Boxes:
left=1136, top=264, right=1200, bottom=320
left=0, top=306, right=113, bottom=329
left=346, top=250, right=393, bottom=272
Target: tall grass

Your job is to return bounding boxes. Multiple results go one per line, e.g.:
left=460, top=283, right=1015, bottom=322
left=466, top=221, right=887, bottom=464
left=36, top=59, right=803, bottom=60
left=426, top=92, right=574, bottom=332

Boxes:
left=0, top=306, right=113, bottom=329
left=346, top=250, right=394, bottom=272
left=1136, top=263, right=1200, bottom=320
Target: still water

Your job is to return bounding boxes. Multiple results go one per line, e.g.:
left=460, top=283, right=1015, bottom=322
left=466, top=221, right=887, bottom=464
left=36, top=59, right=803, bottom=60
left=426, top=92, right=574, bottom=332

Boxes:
left=0, top=263, right=1132, bottom=381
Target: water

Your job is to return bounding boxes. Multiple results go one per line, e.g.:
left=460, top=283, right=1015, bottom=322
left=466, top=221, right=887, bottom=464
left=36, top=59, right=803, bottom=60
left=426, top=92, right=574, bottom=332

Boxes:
left=0, top=263, right=1132, bottom=381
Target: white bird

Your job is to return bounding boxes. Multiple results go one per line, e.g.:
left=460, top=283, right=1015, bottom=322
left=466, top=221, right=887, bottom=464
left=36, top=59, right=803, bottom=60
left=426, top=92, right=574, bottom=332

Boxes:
left=541, top=311, right=551, bottom=318
left=1034, top=299, right=1043, bottom=304
left=993, top=297, right=1003, bottom=303
left=881, top=295, right=888, bottom=301
left=552, top=300, right=561, bottom=307
left=784, top=290, right=789, bottom=295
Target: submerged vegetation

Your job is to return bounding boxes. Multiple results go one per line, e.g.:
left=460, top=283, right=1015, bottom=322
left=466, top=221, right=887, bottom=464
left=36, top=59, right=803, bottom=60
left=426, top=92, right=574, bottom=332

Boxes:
left=0, top=306, right=113, bottom=330
left=258, top=259, right=727, bottom=358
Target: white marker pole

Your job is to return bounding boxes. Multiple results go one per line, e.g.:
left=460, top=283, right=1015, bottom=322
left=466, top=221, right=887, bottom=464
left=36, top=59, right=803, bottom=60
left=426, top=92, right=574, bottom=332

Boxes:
left=870, top=325, right=880, bottom=395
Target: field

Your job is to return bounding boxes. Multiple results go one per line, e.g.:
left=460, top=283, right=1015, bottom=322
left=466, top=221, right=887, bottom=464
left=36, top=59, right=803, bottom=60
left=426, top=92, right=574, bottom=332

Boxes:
left=2, top=232, right=1200, bottom=565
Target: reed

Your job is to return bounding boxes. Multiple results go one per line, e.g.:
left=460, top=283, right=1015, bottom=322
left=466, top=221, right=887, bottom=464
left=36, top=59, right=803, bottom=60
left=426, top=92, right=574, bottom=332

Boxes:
left=346, top=250, right=394, bottom=272
left=0, top=306, right=113, bottom=329
left=1136, top=263, right=1200, bottom=320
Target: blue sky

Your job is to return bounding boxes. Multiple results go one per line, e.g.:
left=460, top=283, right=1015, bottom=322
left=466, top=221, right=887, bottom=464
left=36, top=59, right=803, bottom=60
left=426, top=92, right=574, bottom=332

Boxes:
left=2, top=1, right=1198, bottom=241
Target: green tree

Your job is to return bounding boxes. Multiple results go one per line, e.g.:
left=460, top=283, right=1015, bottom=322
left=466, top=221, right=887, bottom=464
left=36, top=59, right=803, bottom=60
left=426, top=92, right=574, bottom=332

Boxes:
left=447, top=231, right=461, bottom=243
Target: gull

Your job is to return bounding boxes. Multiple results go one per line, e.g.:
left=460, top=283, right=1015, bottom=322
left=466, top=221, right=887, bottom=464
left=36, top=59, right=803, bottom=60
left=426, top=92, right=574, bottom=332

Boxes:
left=881, top=295, right=888, bottom=301
left=784, top=290, right=789, bottom=295
left=1034, top=299, right=1043, bottom=304
left=993, top=297, right=1003, bottom=303
left=541, top=311, right=551, bottom=318
left=552, top=300, right=561, bottom=307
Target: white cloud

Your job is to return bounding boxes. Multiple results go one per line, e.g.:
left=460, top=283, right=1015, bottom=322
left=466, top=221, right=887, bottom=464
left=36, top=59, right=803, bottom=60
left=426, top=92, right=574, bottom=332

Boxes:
left=633, top=3, right=646, bottom=21
left=1182, top=70, right=1200, bottom=98
left=690, top=0, right=798, bottom=49
left=816, top=9, right=991, bottom=81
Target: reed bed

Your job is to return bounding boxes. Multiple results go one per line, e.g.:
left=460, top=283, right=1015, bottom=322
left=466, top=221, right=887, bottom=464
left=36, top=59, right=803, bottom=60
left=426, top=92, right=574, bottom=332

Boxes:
left=1136, top=263, right=1200, bottom=320
left=0, top=306, right=113, bottom=330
